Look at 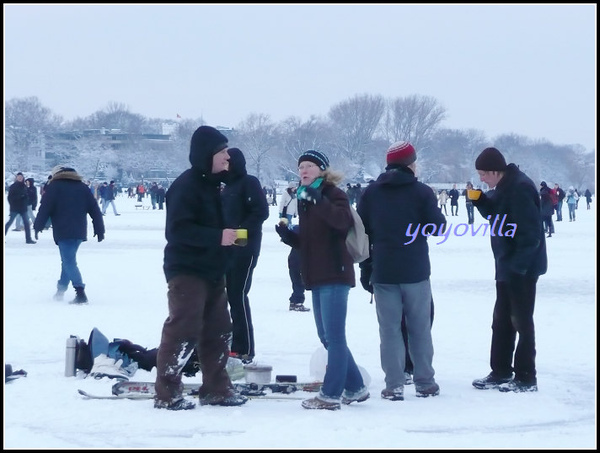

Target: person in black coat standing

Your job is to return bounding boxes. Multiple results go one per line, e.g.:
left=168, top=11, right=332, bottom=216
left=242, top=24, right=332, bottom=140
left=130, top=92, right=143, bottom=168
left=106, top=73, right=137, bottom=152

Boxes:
left=539, top=181, right=555, bottom=238
left=470, top=147, right=547, bottom=393
left=221, top=147, right=270, bottom=363
left=448, top=184, right=460, bottom=216
left=5, top=172, right=36, bottom=244
left=33, top=166, right=105, bottom=303
left=154, top=126, right=248, bottom=411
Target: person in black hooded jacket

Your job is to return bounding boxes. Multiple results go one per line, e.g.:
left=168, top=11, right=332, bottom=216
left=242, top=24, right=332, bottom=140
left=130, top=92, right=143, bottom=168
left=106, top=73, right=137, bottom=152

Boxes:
left=5, top=172, right=36, bottom=244
left=220, top=147, right=269, bottom=363
left=470, top=147, right=547, bottom=393
left=154, top=126, right=248, bottom=411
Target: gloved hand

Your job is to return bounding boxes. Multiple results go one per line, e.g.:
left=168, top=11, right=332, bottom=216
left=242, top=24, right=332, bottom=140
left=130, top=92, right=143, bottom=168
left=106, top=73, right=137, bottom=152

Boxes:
left=275, top=223, right=293, bottom=244
left=298, top=186, right=321, bottom=204
left=35, top=230, right=40, bottom=241
left=94, top=232, right=105, bottom=243
left=360, top=265, right=373, bottom=294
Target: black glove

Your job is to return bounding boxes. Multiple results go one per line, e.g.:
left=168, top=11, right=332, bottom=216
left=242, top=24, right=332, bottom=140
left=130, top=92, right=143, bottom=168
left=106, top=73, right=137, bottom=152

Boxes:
left=275, top=223, right=293, bottom=245
left=360, top=266, right=373, bottom=294
left=35, top=230, right=40, bottom=240
left=94, top=232, right=105, bottom=243
left=298, top=186, right=322, bottom=204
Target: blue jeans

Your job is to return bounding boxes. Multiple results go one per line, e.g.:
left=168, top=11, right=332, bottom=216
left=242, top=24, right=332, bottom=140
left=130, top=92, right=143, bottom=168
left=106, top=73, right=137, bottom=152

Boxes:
left=311, top=284, right=364, bottom=399
left=57, top=239, right=84, bottom=290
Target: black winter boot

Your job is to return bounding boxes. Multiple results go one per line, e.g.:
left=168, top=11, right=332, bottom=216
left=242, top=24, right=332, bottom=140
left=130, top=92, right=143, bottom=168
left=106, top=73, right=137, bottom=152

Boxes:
left=71, top=287, right=88, bottom=304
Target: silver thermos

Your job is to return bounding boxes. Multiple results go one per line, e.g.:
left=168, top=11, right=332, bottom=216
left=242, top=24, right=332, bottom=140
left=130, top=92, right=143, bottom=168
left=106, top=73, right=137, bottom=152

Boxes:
left=65, top=336, right=78, bottom=377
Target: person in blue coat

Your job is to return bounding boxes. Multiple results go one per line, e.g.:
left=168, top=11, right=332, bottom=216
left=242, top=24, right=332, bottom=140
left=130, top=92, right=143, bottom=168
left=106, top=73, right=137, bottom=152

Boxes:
left=33, top=166, right=105, bottom=303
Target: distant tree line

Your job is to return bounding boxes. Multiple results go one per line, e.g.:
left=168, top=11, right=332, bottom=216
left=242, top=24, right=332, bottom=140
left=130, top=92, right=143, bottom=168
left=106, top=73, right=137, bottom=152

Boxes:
left=4, top=95, right=595, bottom=192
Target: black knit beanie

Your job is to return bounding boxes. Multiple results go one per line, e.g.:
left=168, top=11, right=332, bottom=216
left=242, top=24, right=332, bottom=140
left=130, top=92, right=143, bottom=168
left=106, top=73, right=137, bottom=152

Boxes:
left=475, top=147, right=507, bottom=172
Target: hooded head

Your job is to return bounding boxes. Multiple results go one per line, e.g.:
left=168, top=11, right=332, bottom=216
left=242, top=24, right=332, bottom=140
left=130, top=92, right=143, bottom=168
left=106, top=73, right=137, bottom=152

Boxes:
left=225, top=147, right=248, bottom=181
left=189, top=126, right=228, bottom=172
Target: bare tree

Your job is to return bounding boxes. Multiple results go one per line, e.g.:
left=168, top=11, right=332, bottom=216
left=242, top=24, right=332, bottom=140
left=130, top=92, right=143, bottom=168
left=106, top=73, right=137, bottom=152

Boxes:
left=233, top=113, right=277, bottom=184
left=328, top=93, right=385, bottom=181
left=275, top=115, right=332, bottom=181
left=382, top=95, right=447, bottom=150
left=5, top=96, right=62, bottom=173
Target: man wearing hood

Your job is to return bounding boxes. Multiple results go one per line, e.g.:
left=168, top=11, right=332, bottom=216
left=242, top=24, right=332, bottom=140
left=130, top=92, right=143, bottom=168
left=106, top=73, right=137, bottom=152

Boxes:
left=154, top=126, right=248, bottom=411
left=357, top=141, right=445, bottom=401
left=221, top=147, right=269, bottom=364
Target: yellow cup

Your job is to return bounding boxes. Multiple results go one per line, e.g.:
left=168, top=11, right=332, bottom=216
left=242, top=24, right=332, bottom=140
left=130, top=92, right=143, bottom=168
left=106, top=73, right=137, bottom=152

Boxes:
left=235, top=229, right=248, bottom=246
left=467, top=189, right=481, bottom=200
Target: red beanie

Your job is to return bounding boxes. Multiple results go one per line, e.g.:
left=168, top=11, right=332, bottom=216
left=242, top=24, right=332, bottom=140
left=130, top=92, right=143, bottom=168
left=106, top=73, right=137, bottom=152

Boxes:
left=386, top=141, right=417, bottom=166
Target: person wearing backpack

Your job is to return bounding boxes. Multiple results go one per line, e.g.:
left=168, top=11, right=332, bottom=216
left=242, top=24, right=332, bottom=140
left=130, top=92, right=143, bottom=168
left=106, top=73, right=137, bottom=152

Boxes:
left=357, top=141, right=446, bottom=401
left=275, top=149, right=368, bottom=411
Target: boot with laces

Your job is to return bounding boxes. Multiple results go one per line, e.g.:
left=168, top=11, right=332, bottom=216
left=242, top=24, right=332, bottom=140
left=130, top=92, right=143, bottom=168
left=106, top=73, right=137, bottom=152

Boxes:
left=415, top=382, right=440, bottom=398
left=301, top=394, right=341, bottom=411
left=472, top=372, right=513, bottom=390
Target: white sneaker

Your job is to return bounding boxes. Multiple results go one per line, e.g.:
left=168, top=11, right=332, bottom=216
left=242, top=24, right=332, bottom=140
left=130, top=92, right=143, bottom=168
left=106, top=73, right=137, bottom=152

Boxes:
left=88, top=354, right=130, bottom=380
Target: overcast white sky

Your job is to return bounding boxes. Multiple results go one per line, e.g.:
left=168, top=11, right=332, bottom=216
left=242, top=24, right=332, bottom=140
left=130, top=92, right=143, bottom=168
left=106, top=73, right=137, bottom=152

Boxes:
left=4, top=4, right=597, bottom=151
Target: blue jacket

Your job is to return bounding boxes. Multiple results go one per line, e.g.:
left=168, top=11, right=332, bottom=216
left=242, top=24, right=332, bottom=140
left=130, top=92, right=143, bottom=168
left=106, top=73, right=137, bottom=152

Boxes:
left=33, top=169, right=104, bottom=244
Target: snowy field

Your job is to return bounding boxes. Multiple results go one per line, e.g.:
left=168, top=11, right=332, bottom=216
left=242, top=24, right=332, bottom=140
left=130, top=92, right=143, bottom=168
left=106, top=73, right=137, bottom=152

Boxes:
left=4, top=193, right=596, bottom=449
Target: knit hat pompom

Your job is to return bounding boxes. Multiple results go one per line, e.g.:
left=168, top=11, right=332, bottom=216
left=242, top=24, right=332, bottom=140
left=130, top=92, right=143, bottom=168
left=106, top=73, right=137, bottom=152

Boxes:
left=386, top=141, right=416, bottom=166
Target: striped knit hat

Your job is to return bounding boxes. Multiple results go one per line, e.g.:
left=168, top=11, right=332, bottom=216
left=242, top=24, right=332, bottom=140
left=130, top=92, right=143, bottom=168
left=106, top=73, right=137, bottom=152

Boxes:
left=386, top=141, right=417, bottom=166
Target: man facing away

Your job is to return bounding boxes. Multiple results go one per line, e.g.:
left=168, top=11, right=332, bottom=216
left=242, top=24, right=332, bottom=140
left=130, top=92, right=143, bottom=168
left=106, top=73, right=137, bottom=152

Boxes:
left=33, top=166, right=105, bottom=304
left=154, top=126, right=248, bottom=411
left=358, top=141, right=446, bottom=401
left=470, top=147, right=547, bottom=393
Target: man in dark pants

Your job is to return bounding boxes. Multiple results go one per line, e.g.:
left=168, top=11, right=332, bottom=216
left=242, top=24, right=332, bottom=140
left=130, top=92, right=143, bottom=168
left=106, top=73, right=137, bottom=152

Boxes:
left=154, top=126, right=248, bottom=410
left=221, top=147, right=269, bottom=364
left=470, top=147, right=547, bottom=393
left=283, top=224, right=309, bottom=312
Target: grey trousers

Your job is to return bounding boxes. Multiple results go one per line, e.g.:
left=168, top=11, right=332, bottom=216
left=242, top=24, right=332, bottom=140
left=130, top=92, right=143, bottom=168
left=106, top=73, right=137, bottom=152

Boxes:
left=373, top=280, right=436, bottom=390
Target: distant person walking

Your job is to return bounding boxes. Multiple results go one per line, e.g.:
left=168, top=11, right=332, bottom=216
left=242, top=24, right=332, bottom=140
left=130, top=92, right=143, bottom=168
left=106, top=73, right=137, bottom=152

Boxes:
left=448, top=184, right=459, bottom=216
left=5, top=172, right=36, bottom=244
left=584, top=189, right=592, bottom=210
left=15, top=177, right=38, bottom=231
left=101, top=181, right=120, bottom=216
left=565, top=186, right=579, bottom=221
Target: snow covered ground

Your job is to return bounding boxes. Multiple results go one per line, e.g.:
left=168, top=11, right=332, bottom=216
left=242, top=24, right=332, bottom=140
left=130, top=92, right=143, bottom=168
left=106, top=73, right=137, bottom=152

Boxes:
left=4, top=193, right=596, bottom=449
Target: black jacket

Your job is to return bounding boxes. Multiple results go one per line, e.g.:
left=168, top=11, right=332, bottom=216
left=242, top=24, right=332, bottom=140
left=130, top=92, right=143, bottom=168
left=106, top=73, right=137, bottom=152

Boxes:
left=33, top=169, right=104, bottom=244
left=358, top=165, right=446, bottom=284
left=221, top=148, right=269, bottom=256
left=472, top=163, right=547, bottom=281
left=162, top=139, right=230, bottom=283
left=7, top=179, right=28, bottom=213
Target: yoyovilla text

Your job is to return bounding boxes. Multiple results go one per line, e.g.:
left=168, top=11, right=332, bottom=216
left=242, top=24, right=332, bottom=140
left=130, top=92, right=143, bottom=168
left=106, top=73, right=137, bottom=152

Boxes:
left=405, top=214, right=516, bottom=245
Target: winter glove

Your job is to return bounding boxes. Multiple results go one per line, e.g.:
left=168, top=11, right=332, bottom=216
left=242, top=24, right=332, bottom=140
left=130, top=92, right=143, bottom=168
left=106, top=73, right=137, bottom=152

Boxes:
left=275, top=223, right=294, bottom=245
left=298, top=186, right=322, bottom=204
left=34, top=230, right=40, bottom=241
left=94, top=232, right=105, bottom=243
left=359, top=260, right=374, bottom=294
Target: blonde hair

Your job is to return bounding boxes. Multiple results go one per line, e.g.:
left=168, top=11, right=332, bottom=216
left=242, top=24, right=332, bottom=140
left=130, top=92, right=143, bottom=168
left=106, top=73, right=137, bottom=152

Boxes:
left=321, top=168, right=345, bottom=186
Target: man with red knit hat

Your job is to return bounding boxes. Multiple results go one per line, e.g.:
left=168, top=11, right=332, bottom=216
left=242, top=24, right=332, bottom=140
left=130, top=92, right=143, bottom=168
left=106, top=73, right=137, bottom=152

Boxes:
left=470, top=146, right=547, bottom=393
left=357, top=141, right=446, bottom=401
